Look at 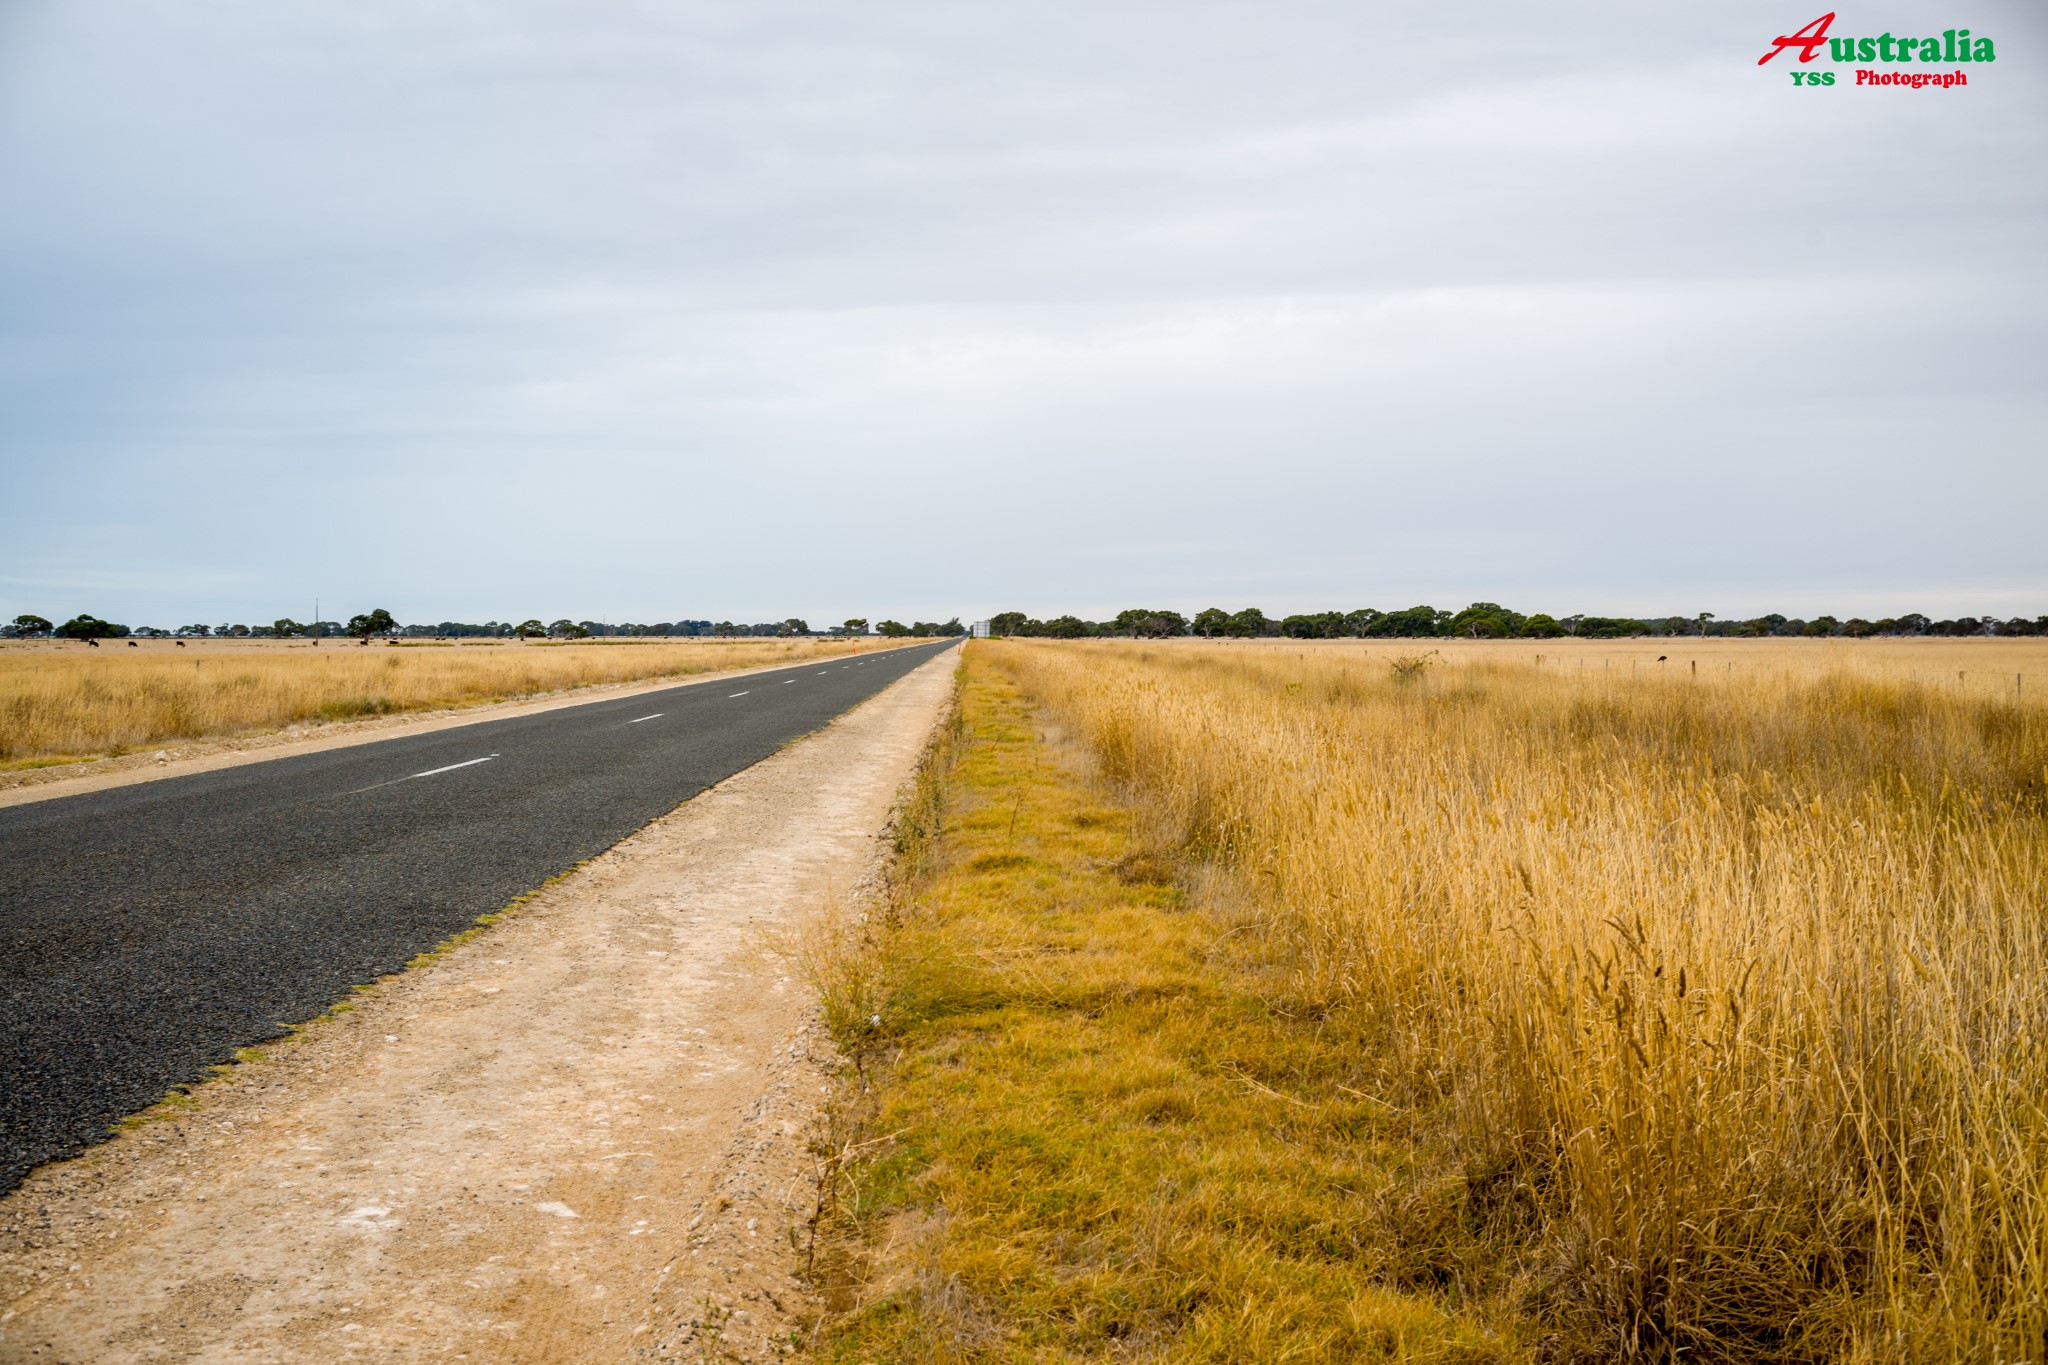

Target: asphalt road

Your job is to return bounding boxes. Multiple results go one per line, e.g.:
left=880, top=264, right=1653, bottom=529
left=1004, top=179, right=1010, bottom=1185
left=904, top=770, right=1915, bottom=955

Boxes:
left=0, top=638, right=958, bottom=1192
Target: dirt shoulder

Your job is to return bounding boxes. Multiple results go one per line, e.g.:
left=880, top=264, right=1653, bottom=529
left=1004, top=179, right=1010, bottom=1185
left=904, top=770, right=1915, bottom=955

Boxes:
left=0, top=646, right=959, bottom=1364
left=0, top=641, right=926, bottom=811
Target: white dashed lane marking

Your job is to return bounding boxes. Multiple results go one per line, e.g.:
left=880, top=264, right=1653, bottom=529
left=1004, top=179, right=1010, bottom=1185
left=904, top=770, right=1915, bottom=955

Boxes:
left=351, top=754, right=501, bottom=795
left=410, top=755, right=499, bottom=779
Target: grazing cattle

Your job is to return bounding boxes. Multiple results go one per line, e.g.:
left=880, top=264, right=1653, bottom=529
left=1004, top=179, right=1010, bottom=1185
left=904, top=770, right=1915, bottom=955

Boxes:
left=1658, top=655, right=1667, bottom=662
left=127, top=641, right=139, bottom=647
left=175, top=640, right=187, bottom=648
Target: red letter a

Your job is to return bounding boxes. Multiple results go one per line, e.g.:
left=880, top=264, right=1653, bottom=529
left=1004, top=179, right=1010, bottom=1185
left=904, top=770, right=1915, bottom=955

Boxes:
left=1758, top=12, right=1835, bottom=64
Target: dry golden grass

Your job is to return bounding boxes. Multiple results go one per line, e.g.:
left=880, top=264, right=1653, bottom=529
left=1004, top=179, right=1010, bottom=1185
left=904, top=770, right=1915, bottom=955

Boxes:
left=0, top=636, right=920, bottom=765
left=971, top=637, right=2048, bottom=1359
left=807, top=654, right=1523, bottom=1361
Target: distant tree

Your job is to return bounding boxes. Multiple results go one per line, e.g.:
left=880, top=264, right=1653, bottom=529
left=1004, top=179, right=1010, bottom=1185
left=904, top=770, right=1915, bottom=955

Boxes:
left=1042, top=615, right=1093, bottom=639
left=1340, top=608, right=1383, bottom=637
left=11, top=614, right=52, bottom=637
left=1190, top=608, right=1230, bottom=638
left=781, top=618, right=811, bottom=636
left=177, top=624, right=212, bottom=637
left=938, top=618, right=965, bottom=636
left=1224, top=608, right=1272, bottom=638
left=843, top=618, right=869, bottom=635
left=989, top=611, right=1030, bottom=637
left=346, top=609, right=397, bottom=643
left=1927, top=617, right=1992, bottom=637
left=58, top=614, right=125, bottom=639
left=1804, top=616, right=1840, bottom=637
left=547, top=619, right=589, bottom=639
left=1578, top=616, right=1650, bottom=639
left=1449, top=603, right=1524, bottom=638
left=272, top=617, right=304, bottom=639
left=513, top=619, right=546, bottom=638
left=1519, top=614, right=1566, bottom=638
left=1367, top=605, right=1445, bottom=638
left=875, top=620, right=909, bottom=637
left=1281, top=612, right=1345, bottom=639
left=1112, top=608, right=1187, bottom=638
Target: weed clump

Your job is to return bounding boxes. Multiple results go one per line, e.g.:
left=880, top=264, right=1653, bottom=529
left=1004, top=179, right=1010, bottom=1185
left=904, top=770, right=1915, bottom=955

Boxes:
left=318, top=694, right=397, bottom=720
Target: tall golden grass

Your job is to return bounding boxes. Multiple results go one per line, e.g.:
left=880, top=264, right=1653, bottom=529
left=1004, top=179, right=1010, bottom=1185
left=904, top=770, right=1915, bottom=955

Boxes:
left=986, top=638, right=2048, bottom=1360
left=0, top=638, right=911, bottom=764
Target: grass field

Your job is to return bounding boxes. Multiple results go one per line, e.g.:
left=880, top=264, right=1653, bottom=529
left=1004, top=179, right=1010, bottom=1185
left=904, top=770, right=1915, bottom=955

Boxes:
left=0, top=636, right=922, bottom=767
left=811, top=639, right=2048, bottom=1361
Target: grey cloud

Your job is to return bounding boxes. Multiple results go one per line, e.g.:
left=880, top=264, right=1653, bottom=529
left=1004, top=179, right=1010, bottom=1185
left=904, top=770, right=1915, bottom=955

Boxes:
left=1, top=0, right=2043, bottom=626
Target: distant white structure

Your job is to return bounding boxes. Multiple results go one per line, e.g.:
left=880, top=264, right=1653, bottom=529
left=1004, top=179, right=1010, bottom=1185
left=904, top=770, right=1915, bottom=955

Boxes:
left=970, top=620, right=991, bottom=639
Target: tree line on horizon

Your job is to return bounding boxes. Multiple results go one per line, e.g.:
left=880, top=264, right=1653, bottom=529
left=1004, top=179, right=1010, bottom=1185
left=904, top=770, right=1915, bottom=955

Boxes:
left=12, top=603, right=2044, bottom=643
left=990, top=604, right=2048, bottom=640
left=3, top=612, right=968, bottom=642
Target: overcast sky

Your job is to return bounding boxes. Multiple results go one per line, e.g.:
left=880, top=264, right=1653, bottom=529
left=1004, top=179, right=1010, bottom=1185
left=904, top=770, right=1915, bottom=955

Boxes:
left=2, top=1, right=2043, bottom=628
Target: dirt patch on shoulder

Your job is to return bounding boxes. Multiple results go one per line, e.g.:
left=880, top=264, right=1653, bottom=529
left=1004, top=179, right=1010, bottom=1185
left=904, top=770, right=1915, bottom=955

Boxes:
left=0, top=648, right=959, bottom=1364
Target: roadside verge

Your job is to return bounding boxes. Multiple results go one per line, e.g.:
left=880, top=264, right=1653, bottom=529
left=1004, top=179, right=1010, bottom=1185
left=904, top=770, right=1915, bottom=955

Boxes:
left=800, top=646, right=1520, bottom=1360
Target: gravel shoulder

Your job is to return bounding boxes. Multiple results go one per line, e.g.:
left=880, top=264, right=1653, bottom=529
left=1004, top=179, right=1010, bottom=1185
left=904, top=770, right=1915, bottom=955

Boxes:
left=0, top=646, right=958, bottom=1364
